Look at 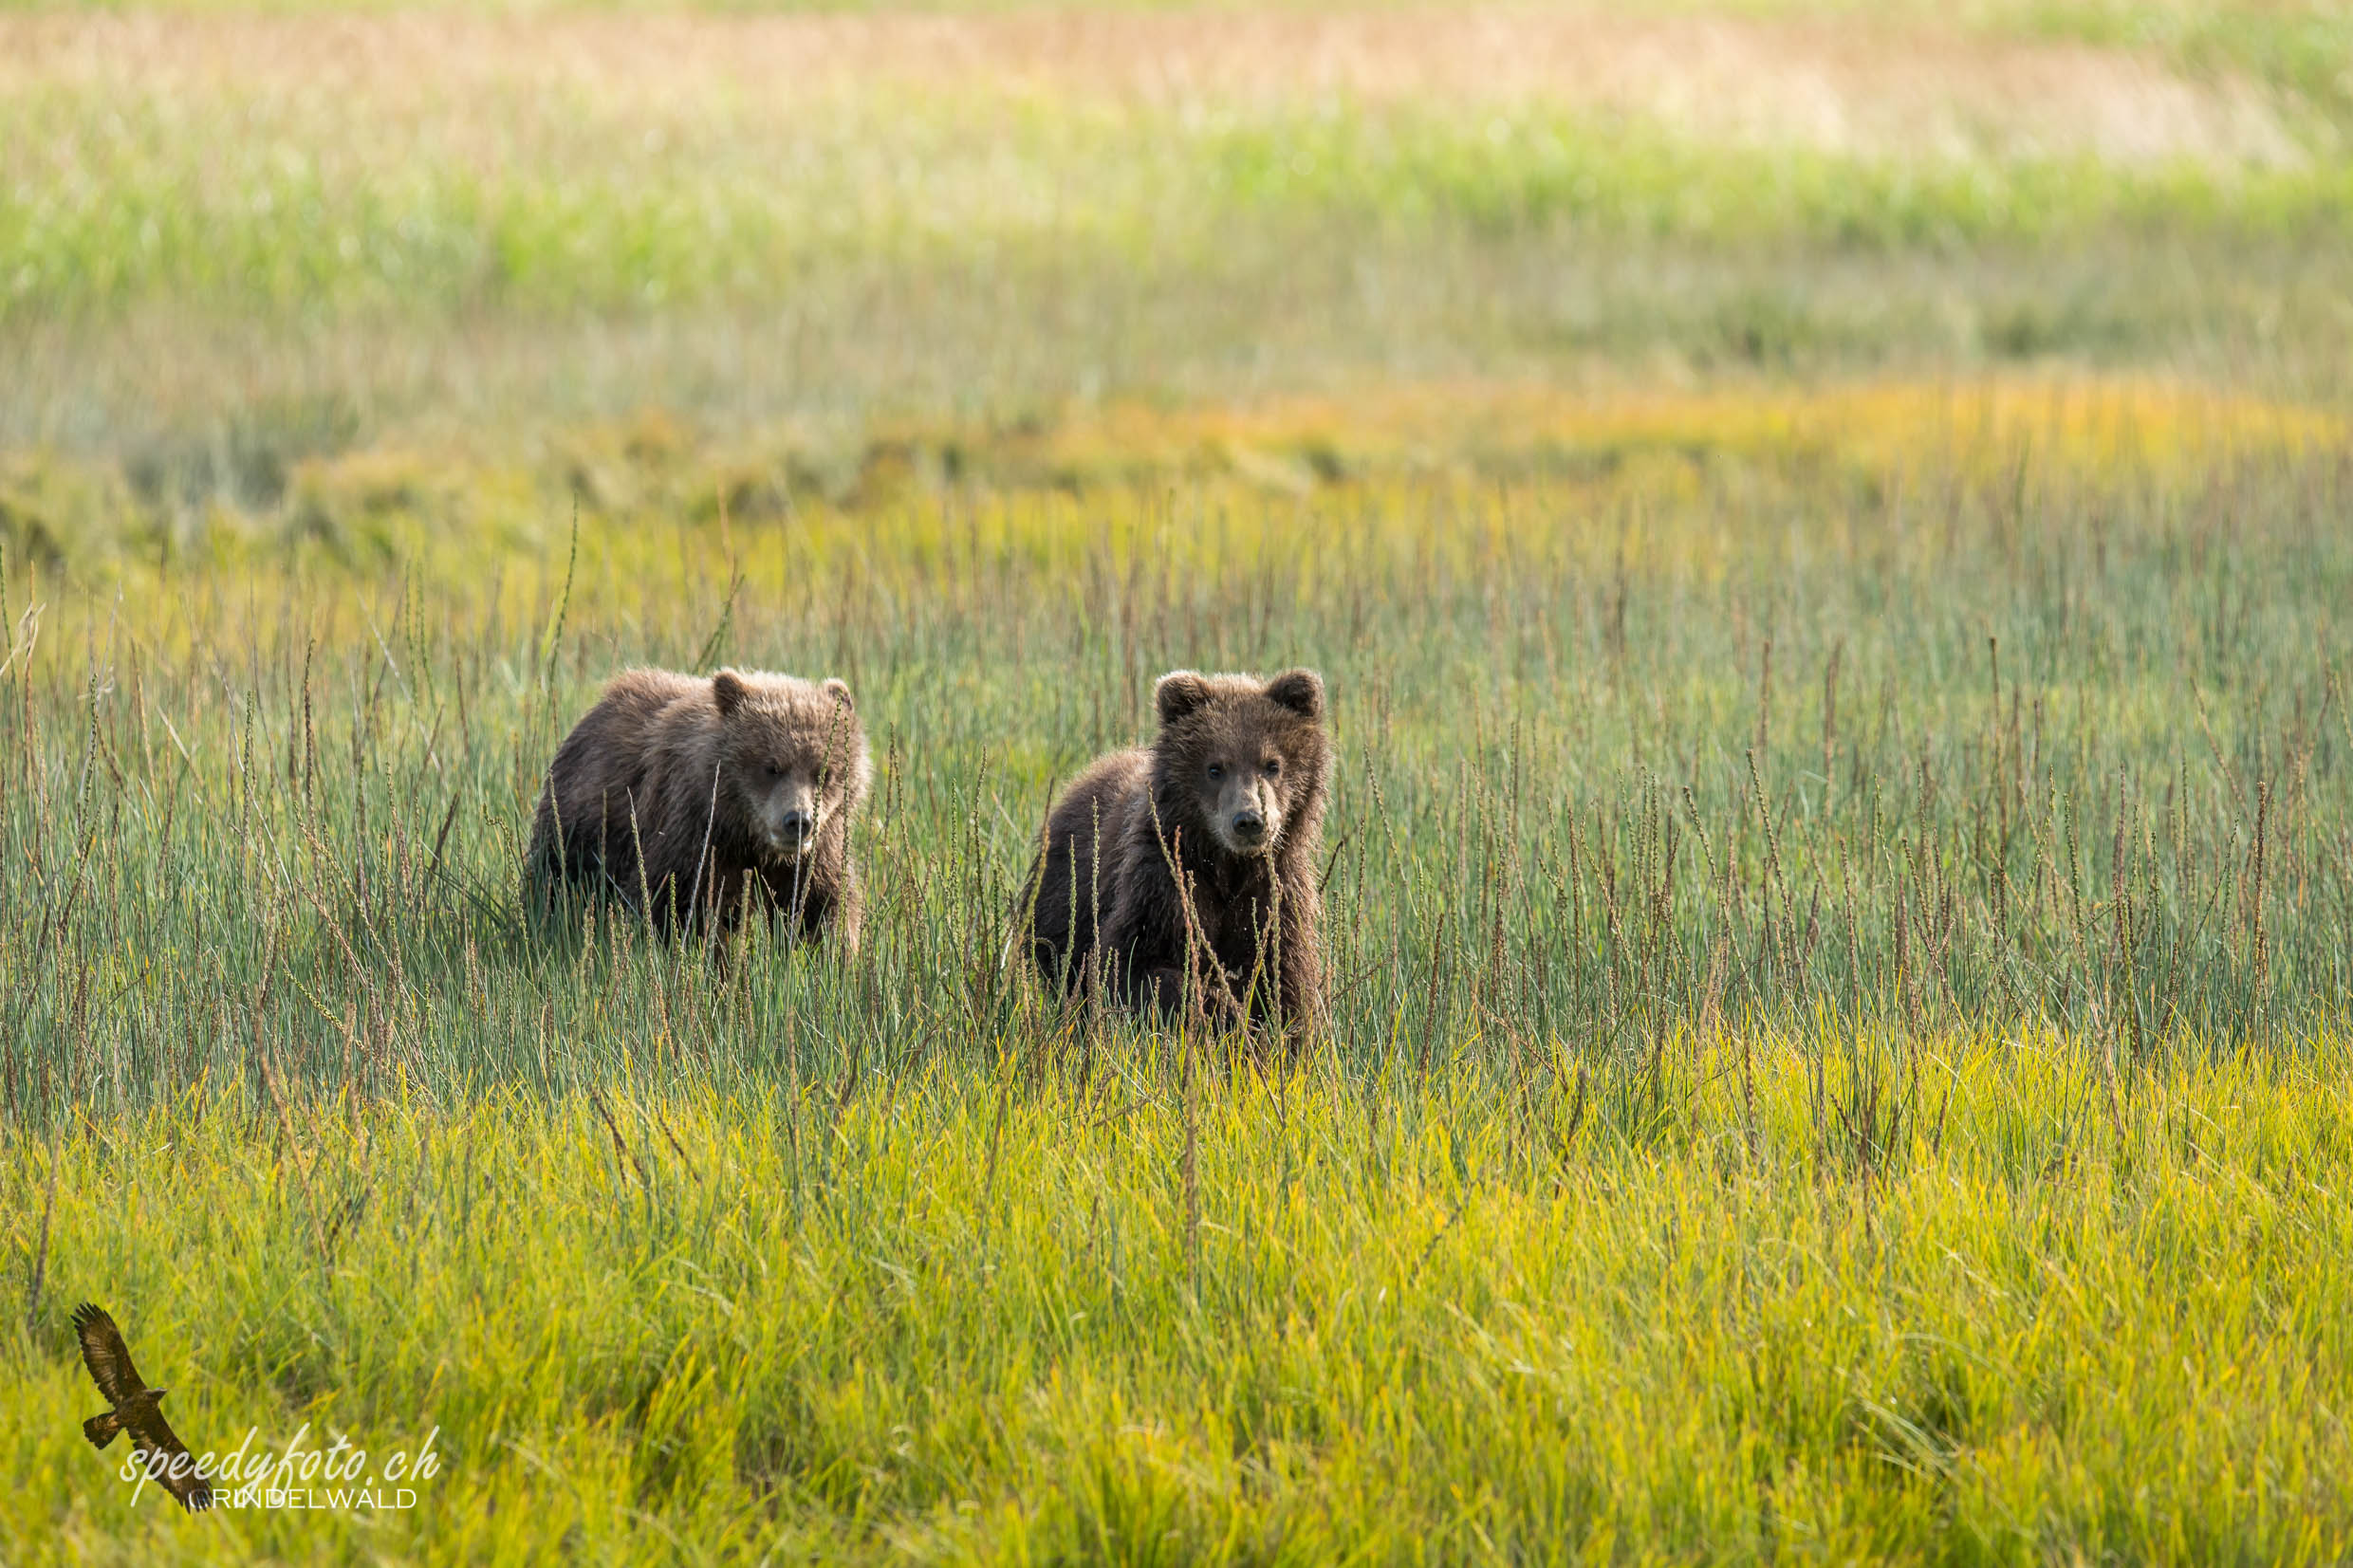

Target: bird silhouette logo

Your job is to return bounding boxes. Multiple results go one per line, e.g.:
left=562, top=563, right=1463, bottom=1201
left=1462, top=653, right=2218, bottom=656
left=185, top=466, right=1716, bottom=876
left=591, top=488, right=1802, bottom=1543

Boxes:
left=72, top=1302, right=214, bottom=1511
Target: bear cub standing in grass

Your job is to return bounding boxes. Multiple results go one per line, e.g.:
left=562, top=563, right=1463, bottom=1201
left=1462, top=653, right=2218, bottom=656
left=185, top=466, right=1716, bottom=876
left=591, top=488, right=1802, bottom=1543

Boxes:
left=528, top=668, right=871, bottom=950
left=1025, top=669, right=1330, bottom=1036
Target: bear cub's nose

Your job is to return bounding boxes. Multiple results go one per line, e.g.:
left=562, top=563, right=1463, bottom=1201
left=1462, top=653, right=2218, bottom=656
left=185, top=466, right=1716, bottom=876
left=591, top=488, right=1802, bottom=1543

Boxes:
left=780, top=808, right=815, bottom=839
left=1231, top=808, right=1266, bottom=841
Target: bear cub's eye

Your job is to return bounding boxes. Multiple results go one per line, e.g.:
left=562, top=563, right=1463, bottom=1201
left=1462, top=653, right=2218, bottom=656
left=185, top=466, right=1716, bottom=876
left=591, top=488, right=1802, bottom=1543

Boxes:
left=1205, top=764, right=1223, bottom=782
left=767, top=763, right=784, bottom=778
left=1262, top=756, right=1282, bottom=776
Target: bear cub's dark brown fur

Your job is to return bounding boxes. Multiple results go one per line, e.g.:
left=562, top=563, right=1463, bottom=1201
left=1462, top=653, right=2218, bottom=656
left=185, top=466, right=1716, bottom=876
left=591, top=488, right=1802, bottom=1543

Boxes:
left=528, top=667, right=871, bottom=949
left=1024, top=668, right=1330, bottom=1034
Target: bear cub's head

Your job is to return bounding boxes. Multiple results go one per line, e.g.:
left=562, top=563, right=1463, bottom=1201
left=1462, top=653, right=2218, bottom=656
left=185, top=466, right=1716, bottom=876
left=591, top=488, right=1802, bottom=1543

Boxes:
left=712, top=670, right=872, bottom=862
left=1151, top=668, right=1328, bottom=858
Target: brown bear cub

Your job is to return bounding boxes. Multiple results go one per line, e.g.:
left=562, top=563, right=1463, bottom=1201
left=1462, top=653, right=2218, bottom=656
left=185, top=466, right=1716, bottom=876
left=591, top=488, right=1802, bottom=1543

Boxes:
left=528, top=668, right=871, bottom=950
left=1024, top=669, right=1331, bottom=1036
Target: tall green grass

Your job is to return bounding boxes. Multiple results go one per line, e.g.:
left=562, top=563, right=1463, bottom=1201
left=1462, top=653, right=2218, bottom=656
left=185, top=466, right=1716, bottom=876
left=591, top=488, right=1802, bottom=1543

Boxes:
left=8, top=2, right=2352, bottom=1554
left=5, top=378, right=2350, bottom=1558
left=4, top=383, right=2346, bottom=1120
left=9, top=1043, right=2353, bottom=1561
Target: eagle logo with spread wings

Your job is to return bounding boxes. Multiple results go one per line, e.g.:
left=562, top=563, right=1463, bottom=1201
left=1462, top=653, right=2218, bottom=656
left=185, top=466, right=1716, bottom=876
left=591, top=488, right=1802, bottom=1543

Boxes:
left=73, top=1302, right=215, bottom=1511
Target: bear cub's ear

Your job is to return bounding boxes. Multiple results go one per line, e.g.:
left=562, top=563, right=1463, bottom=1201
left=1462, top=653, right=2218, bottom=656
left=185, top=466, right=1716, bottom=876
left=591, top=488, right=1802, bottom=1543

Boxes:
left=713, top=670, right=750, bottom=715
left=1155, top=671, right=1214, bottom=728
left=1263, top=669, right=1325, bottom=721
left=822, top=677, right=854, bottom=710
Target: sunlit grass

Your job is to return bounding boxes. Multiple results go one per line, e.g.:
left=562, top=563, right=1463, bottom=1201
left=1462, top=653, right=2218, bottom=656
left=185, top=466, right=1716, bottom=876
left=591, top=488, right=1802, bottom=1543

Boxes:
left=9, top=374, right=2343, bottom=574
left=9, top=1038, right=2353, bottom=1561
left=9, top=88, right=2347, bottom=326
left=7, top=0, right=2353, bottom=1553
left=7, top=4, right=2353, bottom=448
left=6, top=374, right=2349, bottom=1560
left=6, top=377, right=2347, bottom=1108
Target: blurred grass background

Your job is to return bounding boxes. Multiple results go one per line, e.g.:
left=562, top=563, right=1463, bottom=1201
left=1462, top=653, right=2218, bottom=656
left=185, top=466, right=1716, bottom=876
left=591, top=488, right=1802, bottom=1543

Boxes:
left=7, top=0, right=2353, bottom=477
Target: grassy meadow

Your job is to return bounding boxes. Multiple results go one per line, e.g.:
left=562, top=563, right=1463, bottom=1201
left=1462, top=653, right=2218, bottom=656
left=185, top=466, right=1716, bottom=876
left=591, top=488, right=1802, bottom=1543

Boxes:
left=9, top=0, right=2353, bottom=463
left=8, top=0, right=2353, bottom=1561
